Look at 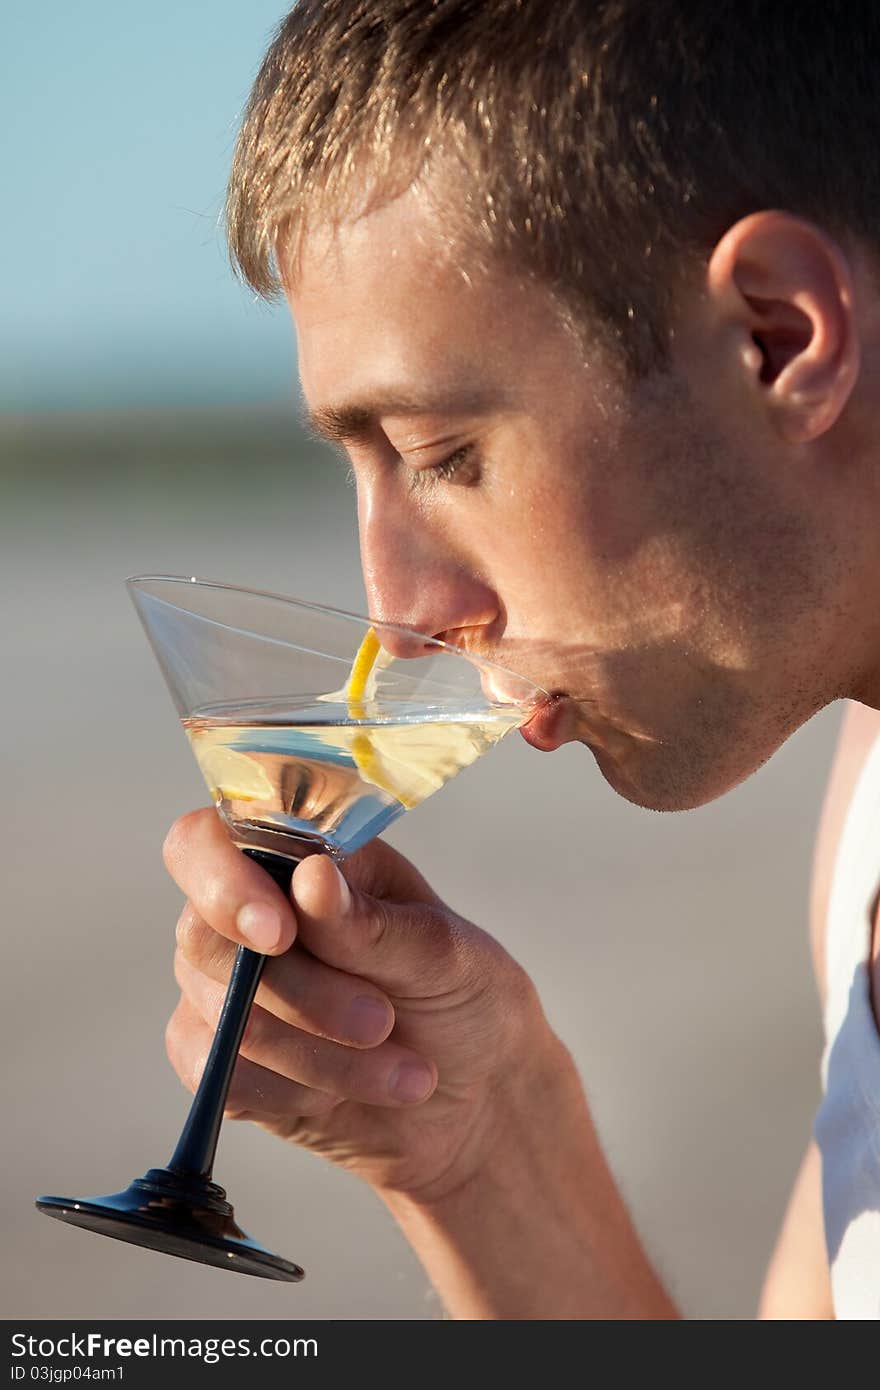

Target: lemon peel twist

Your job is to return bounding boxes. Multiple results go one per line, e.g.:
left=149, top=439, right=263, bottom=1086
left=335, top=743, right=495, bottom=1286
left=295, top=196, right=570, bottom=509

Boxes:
left=344, top=628, right=420, bottom=810
left=345, top=627, right=381, bottom=712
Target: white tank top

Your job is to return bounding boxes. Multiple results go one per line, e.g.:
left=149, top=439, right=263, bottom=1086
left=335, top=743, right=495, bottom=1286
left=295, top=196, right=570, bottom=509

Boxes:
left=813, top=732, right=880, bottom=1319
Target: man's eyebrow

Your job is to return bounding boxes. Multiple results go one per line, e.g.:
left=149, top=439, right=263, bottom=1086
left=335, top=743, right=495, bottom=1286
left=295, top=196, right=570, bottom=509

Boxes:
left=300, top=388, right=506, bottom=446
left=301, top=401, right=374, bottom=445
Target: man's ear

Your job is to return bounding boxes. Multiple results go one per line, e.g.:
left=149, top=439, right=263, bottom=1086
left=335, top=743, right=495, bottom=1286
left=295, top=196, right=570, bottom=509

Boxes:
left=707, top=211, right=859, bottom=443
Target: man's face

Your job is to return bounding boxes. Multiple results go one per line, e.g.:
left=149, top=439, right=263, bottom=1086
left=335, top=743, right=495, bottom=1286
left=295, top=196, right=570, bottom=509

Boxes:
left=285, top=190, right=841, bottom=811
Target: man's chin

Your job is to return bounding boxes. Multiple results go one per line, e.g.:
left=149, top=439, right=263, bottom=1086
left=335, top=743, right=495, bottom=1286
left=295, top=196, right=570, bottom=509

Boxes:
left=587, top=740, right=753, bottom=813
left=523, top=685, right=795, bottom=811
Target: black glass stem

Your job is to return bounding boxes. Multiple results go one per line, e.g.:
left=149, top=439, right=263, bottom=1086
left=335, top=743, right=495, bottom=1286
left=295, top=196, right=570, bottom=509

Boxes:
left=168, top=848, right=293, bottom=1180
left=35, top=847, right=307, bottom=1281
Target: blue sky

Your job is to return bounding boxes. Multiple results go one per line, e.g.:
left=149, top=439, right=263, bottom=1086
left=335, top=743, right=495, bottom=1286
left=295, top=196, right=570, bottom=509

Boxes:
left=3, top=2, right=300, bottom=411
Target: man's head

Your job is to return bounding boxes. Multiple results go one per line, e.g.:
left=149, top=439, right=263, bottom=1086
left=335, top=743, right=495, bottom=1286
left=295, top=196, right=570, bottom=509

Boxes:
left=227, top=1, right=880, bottom=811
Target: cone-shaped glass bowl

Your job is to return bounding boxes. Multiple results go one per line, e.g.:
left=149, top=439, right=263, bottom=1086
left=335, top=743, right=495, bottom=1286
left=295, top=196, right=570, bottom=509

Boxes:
left=36, top=576, right=547, bottom=1281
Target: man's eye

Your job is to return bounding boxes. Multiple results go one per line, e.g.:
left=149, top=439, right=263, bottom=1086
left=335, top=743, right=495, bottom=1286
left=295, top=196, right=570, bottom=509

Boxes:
left=411, top=444, right=480, bottom=489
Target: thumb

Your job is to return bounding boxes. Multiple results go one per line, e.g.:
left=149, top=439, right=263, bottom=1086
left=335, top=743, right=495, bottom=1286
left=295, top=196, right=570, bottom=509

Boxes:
left=290, top=852, right=477, bottom=997
left=333, top=837, right=443, bottom=907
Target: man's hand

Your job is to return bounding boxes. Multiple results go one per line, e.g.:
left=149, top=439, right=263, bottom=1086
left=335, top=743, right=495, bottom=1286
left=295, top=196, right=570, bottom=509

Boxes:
left=163, top=807, right=676, bottom=1317
left=163, top=806, right=550, bottom=1201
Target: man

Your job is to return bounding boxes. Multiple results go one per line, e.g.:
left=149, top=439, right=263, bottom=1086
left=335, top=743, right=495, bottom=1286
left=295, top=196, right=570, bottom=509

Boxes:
left=162, top=2, right=880, bottom=1316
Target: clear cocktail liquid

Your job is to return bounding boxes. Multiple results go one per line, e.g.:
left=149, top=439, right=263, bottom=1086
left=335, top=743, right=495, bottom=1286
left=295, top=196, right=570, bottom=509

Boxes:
left=184, top=697, right=520, bottom=857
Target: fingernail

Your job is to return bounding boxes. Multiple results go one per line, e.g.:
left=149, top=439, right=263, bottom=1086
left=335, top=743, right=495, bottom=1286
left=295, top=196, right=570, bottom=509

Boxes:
left=236, top=901, right=282, bottom=952
left=345, top=995, right=391, bottom=1045
left=333, top=863, right=351, bottom=915
left=389, top=1061, right=434, bottom=1104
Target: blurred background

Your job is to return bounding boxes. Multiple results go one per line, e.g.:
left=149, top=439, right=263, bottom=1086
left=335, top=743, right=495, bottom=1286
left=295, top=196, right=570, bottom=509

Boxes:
left=2, top=1, right=841, bottom=1320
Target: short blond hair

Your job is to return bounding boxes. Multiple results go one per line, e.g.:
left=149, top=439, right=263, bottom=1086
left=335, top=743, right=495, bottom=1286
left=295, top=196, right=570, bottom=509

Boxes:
left=227, top=0, right=880, bottom=374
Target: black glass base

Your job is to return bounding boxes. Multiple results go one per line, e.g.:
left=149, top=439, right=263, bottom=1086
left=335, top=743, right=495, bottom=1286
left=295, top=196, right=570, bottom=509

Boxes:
left=36, top=1167, right=303, bottom=1282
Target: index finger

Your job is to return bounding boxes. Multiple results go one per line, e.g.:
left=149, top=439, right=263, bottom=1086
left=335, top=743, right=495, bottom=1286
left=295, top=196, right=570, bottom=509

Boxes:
left=162, top=808, right=297, bottom=955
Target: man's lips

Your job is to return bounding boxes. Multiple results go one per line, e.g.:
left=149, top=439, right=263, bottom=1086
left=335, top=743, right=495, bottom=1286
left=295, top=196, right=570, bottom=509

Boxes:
left=519, top=695, right=574, bottom=751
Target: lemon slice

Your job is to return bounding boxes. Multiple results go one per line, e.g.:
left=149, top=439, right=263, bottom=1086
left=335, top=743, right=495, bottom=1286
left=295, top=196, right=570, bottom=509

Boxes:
left=192, top=741, right=274, bottom=804
left=349, top=720, right=488, bottom=809
left=318, top=626, right=394, bottom=708
left=337, top=628, right=423, bottom=808
left=328, top=628, right=492, bottom=810
left=345, top=629, right=404, bottom=801
left=347, top=628, right=381, bottom=705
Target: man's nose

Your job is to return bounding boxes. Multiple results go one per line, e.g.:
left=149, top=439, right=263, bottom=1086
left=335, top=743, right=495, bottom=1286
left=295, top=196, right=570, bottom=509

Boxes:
left=359, top=490, right=498, bottom=657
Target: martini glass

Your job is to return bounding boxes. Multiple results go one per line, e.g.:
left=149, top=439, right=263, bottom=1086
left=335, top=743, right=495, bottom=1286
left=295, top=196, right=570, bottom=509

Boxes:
left=36, top=575, right=546, bottom=1281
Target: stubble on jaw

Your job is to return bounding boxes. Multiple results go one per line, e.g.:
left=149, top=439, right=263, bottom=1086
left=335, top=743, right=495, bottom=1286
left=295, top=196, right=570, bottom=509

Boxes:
left=581, top=369, right=854, bottom=812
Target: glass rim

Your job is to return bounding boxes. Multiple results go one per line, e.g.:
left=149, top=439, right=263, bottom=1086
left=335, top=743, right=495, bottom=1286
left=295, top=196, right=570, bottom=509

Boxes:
left=126, top=574, right=550, bottom=704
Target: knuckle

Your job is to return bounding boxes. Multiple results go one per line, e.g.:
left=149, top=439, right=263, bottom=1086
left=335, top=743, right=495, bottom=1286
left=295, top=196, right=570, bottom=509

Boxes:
left=224, top=1068, right=254, bottom=1119
left=304, top=1089, right=341, bottom=1116
left=175, top=903, right=201, bottom=954
left=275, top=957, right=308, bottom=1014
left=422, top=905, right=479, bottom=979
left=164, top=1001, right=208, bottom=1091
left=164, top=1006, right=188, bottom=1077
left=240, top=1009, right=265, bottom=1054
left=172, top=948, right=187, bottom=992
left=441, top=911, right=473, bottom=964
left=360, top=895, right=392, bottom=951
left=331, top=1049, right=365, bottom=1097
left=175, top=905, right=223, bottom=969
left=282, top=1031, right=358, bottom=1097
left=162, top=809, right=208, bottom=874
left=425, top=907, right=523, bottom=1003
left=174, top=900, right=215, bottom=967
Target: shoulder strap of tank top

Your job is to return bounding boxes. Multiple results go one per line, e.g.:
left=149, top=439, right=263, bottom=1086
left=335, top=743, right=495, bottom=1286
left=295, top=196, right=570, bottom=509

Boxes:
left=822, top=731, right=880, bottom=1069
